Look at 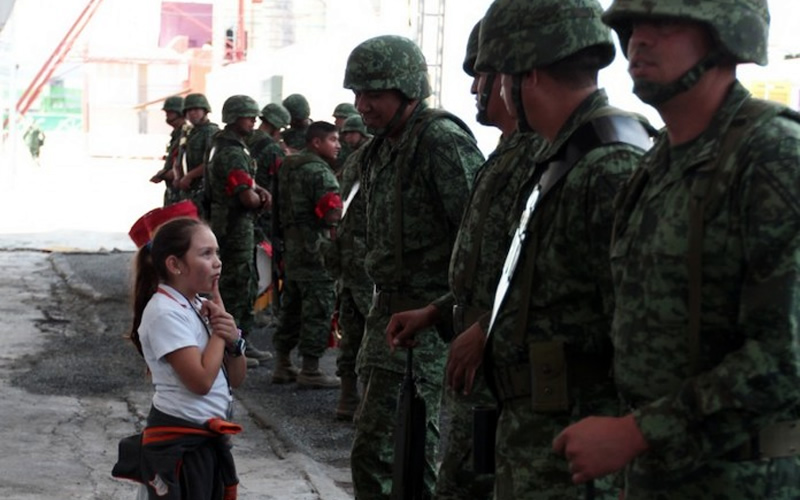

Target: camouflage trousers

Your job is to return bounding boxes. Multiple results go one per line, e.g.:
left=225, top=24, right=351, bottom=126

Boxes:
left=625, top=455, right=800, bottom=499
left=434, top=368, right=495, bottom=500
left=351, top=366, right=443, bottom=499
left=272, top=279, right=335, bottom=359
left=335, top=286, right=372, bottom=378
left=494, top=398, right=618, bottom=500
left=218, top=246, right=257, bottom=336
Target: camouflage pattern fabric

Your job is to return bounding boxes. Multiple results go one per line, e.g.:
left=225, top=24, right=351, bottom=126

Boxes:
left=162, top=126, right=184, bottom=206
left=488, top=91, right=644, bottom=499
left=281, top=127, right=308, bottom=151
left=182, top=120, right=219, bottom=216
left=432, top=130, right=547, bottom=500
left=602, top=0, right=769, bottom=65
left=206, top=127, right=259, bottom=335
left=276, top=150, right=339, bottom=282
left=248, top=128, right=285, bottom=242
left=352, top=103, right=483, bottom=499
left=335, top=287, right=370, bottom=378
left=272, top=279, right=335, bottom=359
left=332, top=145, right=373, bottom=378
left=272, top=150, right=339, bottom=358
left=352, top=366, right=442, bottom=498
left=611, top=82, right=800, bottom=499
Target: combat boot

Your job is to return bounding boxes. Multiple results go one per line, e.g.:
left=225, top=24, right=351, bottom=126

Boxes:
left=297, top=356, right=340, bottom=389
left=271, top=351, right=299, bottom=384
left=335, top=375, right=360, bottom=421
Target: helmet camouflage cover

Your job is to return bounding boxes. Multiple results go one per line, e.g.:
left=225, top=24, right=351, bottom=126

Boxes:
left=333, top=102, right=358, bottom=118
left=162, top=95, right=184, bottom=113
left=260, top=102, right=291, bottom=129
left=182, top=93, right=211, bottom=113
left=463, top=20, right=481, bottom=77
left=476, top=0, right=615, bottom=74
left=341, top=114, right=368, bottom=136
left=221, top=95, right=260, bottom=124
left=602, top=0, right=769, bottom=65
left=343, top=35, right=431, bottom=100
left=282, top=93, right=311, bottom=120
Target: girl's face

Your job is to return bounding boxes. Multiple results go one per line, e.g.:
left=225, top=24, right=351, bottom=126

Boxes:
left=169, top=226, right=221, bottom=297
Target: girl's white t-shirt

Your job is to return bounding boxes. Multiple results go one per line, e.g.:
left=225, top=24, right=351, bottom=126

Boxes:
left=139, top=284, right=231, bottom=424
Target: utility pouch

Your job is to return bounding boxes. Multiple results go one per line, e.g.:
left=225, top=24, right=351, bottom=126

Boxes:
left=472, top=405, right=498, bottom=474
left=529, top=340, right=569, bottom=413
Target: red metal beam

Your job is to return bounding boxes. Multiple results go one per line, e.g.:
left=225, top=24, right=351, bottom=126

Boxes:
left=15, top=0, right=104, bottom=117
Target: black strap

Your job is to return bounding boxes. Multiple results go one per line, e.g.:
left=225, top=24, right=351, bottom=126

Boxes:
left=510, top=113, right=653, bottom=353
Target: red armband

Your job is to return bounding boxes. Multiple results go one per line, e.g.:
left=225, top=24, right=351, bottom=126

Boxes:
left=225, top=170, right=254, bottom=196
left=315, top=192, right=343, bottom=221
left=268, top=157, right=283, bottom=175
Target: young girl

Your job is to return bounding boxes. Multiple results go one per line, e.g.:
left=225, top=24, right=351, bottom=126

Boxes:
left=114, top=216, right=247, bottom=500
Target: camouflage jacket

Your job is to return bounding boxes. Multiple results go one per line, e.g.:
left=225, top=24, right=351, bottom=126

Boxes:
left=206, top=127, right=257, bottom=252
left=611, top=81, right=800, bottom=488
left=362, top=103, right=483, bottom=295
left=332, top=142, right=372, bottom=295
left=248, top=129, right=285, bottom=193
left=183, top=120, right=219, bottom=190
left=277, top=149, right=340, bottom=281
left=489, top=90, right=644, bottom=409
left=358, top=103, right=484, bottom=374
left=431, top=130, right=546, bottom=333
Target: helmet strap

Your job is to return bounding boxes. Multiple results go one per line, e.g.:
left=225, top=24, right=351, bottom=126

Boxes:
left=476, top=73, right=495, bottom=126
left=633, top=50, right=723, bottom=106
left=512, top=74, right=533, bottom=133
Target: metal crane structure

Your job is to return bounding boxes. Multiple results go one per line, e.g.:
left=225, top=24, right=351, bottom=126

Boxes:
left=4, top=0, right=104, bottom=129
left=415, top=0, right=446, bottom=109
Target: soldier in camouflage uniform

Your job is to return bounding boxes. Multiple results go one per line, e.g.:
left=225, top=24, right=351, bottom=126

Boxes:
left=150, top=95, right=186, bottom=207
left=174, top=93, right=219, bottom=218
left=386, top=19, right=545, bottom=499
left=339, top=114, right=371, bottom=156
left=553, top=1, right=800, bottom=498
left=249, top=102, right=290, bottom=243
left=281, top=93, right=312, bottom=152
left=327, top=116, right=373, bottom=421
left=207, top=95, right=273, bottom=367
left=445, top=1, right=653, bottom=498
left=272, top=121, right=342, bottom=389
left=332, top=102, right=360, bottom=173
left=343, top=34, right=484, bottom=498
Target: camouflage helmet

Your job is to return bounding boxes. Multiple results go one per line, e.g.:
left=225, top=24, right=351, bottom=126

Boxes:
left=343, top=35, right=431, bottom=100
left=282, top=93, right=311, bottom=121
left=333, top=102, right=358, bottom=118
left=182, top=93, right=211, bottom=113
left=221, top=95, right=260, bottom=124
left=341, top=114, right=368, bottom=136
left=476, top=0, right=615, bottom=74
left=602, top=0, right=769, bottom=66
left=463, top=20, right=481, bottom=77
left=162, top=95, right=184, bottom=113
left=260, top=102, right=291, bottom=129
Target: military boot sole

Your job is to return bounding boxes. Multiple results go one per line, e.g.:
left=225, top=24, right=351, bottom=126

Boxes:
left=296, top=373, right=341, bottom=390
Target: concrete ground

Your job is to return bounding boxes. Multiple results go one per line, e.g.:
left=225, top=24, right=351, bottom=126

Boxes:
left=0, top=139, right=353, bottom=499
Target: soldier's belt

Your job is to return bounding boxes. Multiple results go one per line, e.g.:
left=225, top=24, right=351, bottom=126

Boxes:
left=452, top=304, right=487, bottom=336
left=372, top=288, right=429, bottom=315
left=492, top=340, right=612, bottom=413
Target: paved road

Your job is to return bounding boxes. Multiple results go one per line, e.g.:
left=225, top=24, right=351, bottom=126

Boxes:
left=0, top=248, right=353, bottom=499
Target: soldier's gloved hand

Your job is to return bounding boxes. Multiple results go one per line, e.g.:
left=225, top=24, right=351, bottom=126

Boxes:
left=446, top=321, right=485, bottom=395
left=552, top=414, right=649, bottom=484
